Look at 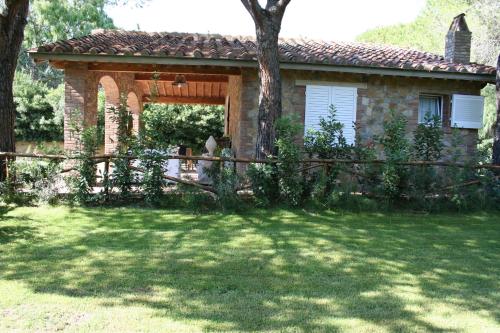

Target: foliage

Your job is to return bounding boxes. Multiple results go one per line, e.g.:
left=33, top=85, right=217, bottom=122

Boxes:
left=407, top=115, right=445, bottom=209
left=109, top=95, right=135, bottom=198
left=275, top=115, right=303, bottom=207
left=304, top=106, right=355, bottom=198
left=141, top=103, right=224, bottom=152
left=206, top=149, right=241, bottom=211
left=14, top=158, right=62, bottom=205
left=136, top=148, right=166, bottom=206
left=377, top=110, right=410, bottom=200
left=67, top=123, right=99, bottom=205
left=13, top=72, right=63, bottom=141
left=412, top=114, right=444, bottom=161
left=304, top=105, right=353, bottom=159
left=246, top=163, right=278, bottom=207
left=19, top=0, right=115, bottom=86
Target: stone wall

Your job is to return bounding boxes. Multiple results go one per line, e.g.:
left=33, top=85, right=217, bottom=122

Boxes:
left=64, top=64, right=143, bottom=154
left=231, top=68, right=484, bottom=160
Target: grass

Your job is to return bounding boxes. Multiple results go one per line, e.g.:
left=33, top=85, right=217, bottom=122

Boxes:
left=0, top=206, right=499, bottom=332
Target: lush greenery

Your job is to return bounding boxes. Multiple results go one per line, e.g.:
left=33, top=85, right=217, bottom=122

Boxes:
left=13, top=72, right=64, bottom=141
left=3, top=105, right=499, bottom=212
left=142, top=103, right=225, bottom=152
left=13, top=0, right=125, bottom=143
left=0, top=206, right=499, bottom=332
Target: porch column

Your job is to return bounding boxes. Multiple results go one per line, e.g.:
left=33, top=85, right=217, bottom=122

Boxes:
left=64, top=63, right=98, bottom=152
left=103, top=73, right=143, bottom=154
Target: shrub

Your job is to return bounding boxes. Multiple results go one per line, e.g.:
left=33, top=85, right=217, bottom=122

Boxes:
left=207, top=149, right=241, bottom=211
left=304, top=106, right=355, bottom=199
left=408, top=114, right=445, bottom=210
left=136, top=147, right=166, bottom=206
left=304, top=105, right=352, bottom=160
left=67, top=124, right=99, bottom=204
left=246, top=163, right=278, bottom=207
left=109, top=95, right=135, bottom=199
left=412, top=114, right=444, bottom=161
left=275, top=115, right=303, bottom=207
left=15, top=157, right=62, bottom=205
left=377, top=110, right=410, bottom=201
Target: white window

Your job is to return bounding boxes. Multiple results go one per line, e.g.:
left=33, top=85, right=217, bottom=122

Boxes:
left=418, top=95, right=443, bottom=124
left=305, top=85, right=357, bottom=144
left=451, top=94, right=484, bottom=129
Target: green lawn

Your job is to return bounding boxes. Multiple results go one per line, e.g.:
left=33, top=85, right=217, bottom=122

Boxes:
left=0, top=206, right=499, bottom=332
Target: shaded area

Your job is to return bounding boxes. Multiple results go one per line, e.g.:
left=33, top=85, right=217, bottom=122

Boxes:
left=0, top=207, right=499, bottom=332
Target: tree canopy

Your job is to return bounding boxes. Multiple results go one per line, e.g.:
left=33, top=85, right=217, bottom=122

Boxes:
left=357, top=0, right=499, bottom=66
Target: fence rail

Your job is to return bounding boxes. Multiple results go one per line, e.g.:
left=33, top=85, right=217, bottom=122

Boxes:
left=1, top=151, right=500, bottom=170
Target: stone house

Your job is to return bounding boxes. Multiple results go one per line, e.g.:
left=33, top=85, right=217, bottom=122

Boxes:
left=30, top=14, right=496, bottom=160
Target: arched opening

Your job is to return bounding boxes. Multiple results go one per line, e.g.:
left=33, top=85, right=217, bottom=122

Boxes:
left=127, top=91, right=141, bottom=136
left=98, top=75, right=120, bottom=154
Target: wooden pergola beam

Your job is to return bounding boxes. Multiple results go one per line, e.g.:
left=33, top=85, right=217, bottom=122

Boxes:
left=135, top=73, right=229, bottom=83
left=143, top=96, right=226, bottom=105
left=87, top=63, right=241, bottom=75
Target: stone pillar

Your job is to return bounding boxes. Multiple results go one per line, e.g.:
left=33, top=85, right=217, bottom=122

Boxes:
left=64, top=63, right=97, bottom=152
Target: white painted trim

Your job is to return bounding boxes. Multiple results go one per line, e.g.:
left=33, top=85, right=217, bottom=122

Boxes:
left=296, top=80, right=367, bottom=89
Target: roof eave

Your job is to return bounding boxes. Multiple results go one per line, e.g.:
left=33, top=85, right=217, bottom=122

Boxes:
left=29, top=52, right=496, bottom=84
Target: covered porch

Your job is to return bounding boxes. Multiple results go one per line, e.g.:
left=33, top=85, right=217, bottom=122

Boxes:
left=54, top=61, right=246, bottom=156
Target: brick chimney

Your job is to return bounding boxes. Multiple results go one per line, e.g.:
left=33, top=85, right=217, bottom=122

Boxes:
left=445, top=13, right=472, bottom=64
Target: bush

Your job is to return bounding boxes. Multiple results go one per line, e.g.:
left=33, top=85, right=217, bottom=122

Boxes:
left=246, top=163, right=278, bottom=207
left=137, top=148, right=166, bottom=206
left=207, top=149, right=241, bottom=211
left=408, top=114, right=445, bottom=210
left=67, top=125, right=99, bottom=204
left=15, top=158, right=62, bottom=205
left=377, top=110, right=410, bottom=201
left=109, top=95, right=135, bottom=199
left=275, top=115, right=303, bottom=207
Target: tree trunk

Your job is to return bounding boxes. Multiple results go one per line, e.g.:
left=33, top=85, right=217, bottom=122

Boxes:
left=254, top=20, right=282, bottom=159
left=0, top=0, right=29, bottom=181
left=493, top=53, right=500, bottom=166
left=240, top=0, right=290, bottom=159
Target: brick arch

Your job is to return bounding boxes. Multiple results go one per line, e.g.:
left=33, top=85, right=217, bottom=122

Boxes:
left=100, top=75, right=120, bottom=154
left=127, top=91, right=141, bottom=135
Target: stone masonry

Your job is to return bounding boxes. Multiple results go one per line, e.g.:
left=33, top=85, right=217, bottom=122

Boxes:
left=228, top=68, right=484, bottom=161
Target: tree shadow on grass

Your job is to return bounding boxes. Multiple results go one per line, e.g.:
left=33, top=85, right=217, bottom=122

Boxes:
left=0, top=205, right=36, bottom=244
left=0, top=208, right=499, bottom=332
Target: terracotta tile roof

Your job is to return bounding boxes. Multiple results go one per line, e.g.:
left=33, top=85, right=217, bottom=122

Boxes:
left=33, top=30, right=496, bottom=76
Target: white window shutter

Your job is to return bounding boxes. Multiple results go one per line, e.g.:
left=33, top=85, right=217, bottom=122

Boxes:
left=305, top=85, right=357, bottom=144
left=331, top=87, right=357, bottom=144
left=305, top=85, right=330, bottom=134
left=451, top=94, right=484, bottom=129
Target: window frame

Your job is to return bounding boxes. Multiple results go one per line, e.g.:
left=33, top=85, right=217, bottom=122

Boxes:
left=418, top=94, right=444, bottom=125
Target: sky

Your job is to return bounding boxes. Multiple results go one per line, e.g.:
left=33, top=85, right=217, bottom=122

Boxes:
left=107, top=0, right=427, bottom=42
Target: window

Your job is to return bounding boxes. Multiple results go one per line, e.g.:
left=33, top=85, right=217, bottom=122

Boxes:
left=418, top=95, right=442, bottom=124
left=305, top=85, right=357, bottom=144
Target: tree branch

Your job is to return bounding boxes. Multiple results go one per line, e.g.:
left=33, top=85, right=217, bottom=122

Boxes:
left=240, top=0, right=263, bottom=23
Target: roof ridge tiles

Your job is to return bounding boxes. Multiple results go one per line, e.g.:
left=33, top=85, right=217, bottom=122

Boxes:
left=31, top=29, right=495, bottom=76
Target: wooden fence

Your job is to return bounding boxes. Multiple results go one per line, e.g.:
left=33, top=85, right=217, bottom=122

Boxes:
left=2, top=151, right=499, bottom=197
left=2, top=151, right=500, bottom=170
